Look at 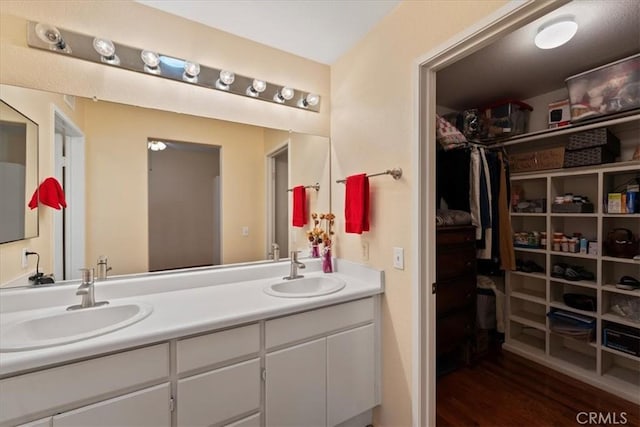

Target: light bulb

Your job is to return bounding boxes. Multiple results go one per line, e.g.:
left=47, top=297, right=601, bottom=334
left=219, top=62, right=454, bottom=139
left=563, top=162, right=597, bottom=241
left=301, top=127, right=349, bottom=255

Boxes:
left=35, top=23, right=70, bottom=53
left=93, top=38, right=119, bottom=65
left=216, top=70, right=235, bottom=90
left=303, top=93, right=320, bottom=107
left=183, top=61, right=200, bottom=83
left=141, top=50, right=160, bottom=74
left=274, top=87, right=295, bottom=103
left=534, top=19, right=578, bottom=49
left=148, top=141, right=167, bottom=151
left=247, top=79, right=267, bottom=97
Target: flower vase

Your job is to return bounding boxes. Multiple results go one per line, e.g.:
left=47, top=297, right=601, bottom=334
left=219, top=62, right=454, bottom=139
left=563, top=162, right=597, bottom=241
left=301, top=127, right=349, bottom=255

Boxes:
left=311, top=244, right=320, bottom=258
left=322, top=247, right=333, bottom=273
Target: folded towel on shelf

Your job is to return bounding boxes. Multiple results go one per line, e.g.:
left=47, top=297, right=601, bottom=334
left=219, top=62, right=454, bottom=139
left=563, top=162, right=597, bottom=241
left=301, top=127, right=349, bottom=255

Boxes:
left=28, top=177, right=67, bottom=210
left=345, top=173, right=370, bottom=234
left=292, top=185, right=307, bottom=227
left=436, top=209, right=472, bottom=226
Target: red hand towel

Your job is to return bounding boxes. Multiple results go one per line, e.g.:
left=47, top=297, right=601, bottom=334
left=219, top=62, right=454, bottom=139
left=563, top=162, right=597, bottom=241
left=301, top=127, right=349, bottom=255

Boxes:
left=28, top=177, right=67, bottom=210
left=292, top=185, right=307, bottom=227
left=345, top=173, right=370, bottom=234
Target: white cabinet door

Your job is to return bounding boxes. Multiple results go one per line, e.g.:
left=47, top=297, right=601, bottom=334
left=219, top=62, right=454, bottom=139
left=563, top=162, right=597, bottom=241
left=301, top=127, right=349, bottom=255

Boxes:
left=177, top=358, right=260, bottom=427
left=266, top=338, right=326, bottom=427
left=327, top=324, right=376, bottom=426
left=52, top=383, right=170, bottom=427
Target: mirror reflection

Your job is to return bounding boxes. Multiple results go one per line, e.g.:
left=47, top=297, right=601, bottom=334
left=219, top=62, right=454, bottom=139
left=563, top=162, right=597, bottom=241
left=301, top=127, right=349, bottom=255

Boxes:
left=0, top=100, right=39, bottom=244
left=0, top=84, right=330, bottom=286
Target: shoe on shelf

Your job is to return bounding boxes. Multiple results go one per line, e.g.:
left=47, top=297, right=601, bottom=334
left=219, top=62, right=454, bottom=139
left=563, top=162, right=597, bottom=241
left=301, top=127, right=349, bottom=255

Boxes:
left=522, top=260, right=545, bottom=273
left=564, top=266, right=582, bottom=281
left=572, top=265, right=595, bottom=281
left=551, top=263, right=567, bottom=278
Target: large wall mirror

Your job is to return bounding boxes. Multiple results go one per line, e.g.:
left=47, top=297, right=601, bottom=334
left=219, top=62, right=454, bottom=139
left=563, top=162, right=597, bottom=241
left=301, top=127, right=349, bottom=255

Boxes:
left=0, top=84, right=330, bottom=286
left=0, top=99, right=38, bottom=244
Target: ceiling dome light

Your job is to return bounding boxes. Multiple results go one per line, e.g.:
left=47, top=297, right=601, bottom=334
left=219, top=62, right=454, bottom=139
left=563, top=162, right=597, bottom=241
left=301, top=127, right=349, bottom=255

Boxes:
left=534, top=19, right=578, bottom=49
left=247, top=79, right=267, bottom=97
left=301, top=93, right=320, bottom=108
left=35, top=23, right=71, bottom=53
left=141, top=50, right=161, bottom=74
left=274, top=86, right=295, bottom=103
left=148, top=141, right=167, bottom=151
left=183, top=61, right=200, bottom=83
left=93, top=37, right=120, bottom=65
left=215, top=70, right=235, bottom=90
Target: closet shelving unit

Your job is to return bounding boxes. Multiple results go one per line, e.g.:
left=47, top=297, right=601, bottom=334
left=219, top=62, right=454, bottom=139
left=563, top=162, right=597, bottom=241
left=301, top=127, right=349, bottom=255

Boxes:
left=503, top=111, right=640, bottom=404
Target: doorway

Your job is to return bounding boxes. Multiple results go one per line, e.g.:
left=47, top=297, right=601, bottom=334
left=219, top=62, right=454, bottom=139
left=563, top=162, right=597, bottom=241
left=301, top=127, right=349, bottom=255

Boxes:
left=147, top=139, right=221, bottom=271
left=53, top=108, right=85, bottom=281
left=266, top=143, right=290, bottom=258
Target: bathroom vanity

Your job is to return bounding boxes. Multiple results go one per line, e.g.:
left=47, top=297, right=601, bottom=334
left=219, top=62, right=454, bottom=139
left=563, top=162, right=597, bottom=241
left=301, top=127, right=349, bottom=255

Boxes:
left=0, top=259, right=383, bottom=427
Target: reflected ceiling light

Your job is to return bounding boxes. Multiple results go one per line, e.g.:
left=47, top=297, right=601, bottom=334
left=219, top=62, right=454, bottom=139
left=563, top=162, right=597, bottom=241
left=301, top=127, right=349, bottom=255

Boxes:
left=93, top=37, right=120, bottom=65
left=274, top=86, right=295, bottom=103
left=534, top=18, right=578, bottom=49
left=215, top=70, right=235, bottom=90
left=183, top=61, right=200, bottom=83
left=246, top=79, right=266, bottom=97
left=148, top=140, right=167, bottom=151
left=300, top=93, right=320, bottom=108
left=141, top=50, right=160, bottom=74
left=34, top=23, right=71, bottom=53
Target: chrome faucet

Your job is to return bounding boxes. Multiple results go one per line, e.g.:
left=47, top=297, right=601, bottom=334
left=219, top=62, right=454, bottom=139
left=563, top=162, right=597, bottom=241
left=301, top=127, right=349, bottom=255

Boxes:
left=283, top=251, right=305, bottom=280
left=270, top=243, right=280, bottom=262
left=96, top=255, right=112, bottom=280
left=67, top=268, right=109, bottom=311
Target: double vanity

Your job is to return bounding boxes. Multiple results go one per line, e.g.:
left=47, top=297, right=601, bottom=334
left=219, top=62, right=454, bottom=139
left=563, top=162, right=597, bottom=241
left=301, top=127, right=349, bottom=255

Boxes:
left=0, top=258, right=384, bottom=427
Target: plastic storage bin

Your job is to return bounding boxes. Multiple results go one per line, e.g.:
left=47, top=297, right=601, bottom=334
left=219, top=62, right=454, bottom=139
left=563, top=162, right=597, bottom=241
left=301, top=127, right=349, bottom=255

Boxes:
left=566, top=53, right=640, bottom=122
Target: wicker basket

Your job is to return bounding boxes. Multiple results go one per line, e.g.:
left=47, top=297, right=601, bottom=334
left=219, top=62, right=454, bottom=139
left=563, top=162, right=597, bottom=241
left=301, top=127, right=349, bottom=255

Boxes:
left=567, top=128, right=621, bottom=154
left=564, top=146, right=616, bottom=168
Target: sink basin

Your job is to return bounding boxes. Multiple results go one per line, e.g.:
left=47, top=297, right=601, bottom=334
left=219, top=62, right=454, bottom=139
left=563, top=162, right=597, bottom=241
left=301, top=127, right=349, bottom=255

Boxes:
left=0, top=302, right=153, bottom=352
left=264, top=276, right=346, bottom=298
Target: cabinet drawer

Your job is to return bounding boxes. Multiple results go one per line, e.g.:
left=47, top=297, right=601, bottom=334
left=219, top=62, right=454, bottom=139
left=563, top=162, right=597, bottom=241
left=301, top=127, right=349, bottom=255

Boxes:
left=437, top=312, right=473, bottom=355
left=436, top=277, right=476, bottom=315
left=177, top=358, right=260, bottom=427
left=0, top=344, right=169, bottom=425
left=224, top=413, right=260, bottom=427
left=177, top=323, right=259, bottom=374
left=436, top=227, right=475, bottom=246
left=265, top=298, right=373, bottom=349
left=52, top=383, right=170, bottom=427
left=436, top=249, right=476, bottom=281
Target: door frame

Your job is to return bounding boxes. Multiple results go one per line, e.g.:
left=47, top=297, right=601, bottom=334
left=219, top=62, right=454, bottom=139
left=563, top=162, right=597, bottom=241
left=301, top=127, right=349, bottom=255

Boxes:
left=412, top=0, right=567, bottom=425
left=265, top=141, right=290, bottom=259
left=52, top=105, right=86, bottom=281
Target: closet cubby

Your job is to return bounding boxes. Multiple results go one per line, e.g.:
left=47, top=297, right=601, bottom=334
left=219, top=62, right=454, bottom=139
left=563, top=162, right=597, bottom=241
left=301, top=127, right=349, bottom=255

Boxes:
left=504, top=116, right=640, bottom=404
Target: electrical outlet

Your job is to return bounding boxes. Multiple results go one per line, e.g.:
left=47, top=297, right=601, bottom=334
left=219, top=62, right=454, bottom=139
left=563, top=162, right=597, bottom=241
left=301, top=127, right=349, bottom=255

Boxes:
left=21, top=248, right=29, bottom=268
left=242, top=226, right=249, bottom=236
left=361, top=241, right=369, bottom=261
left=393, top=247, right=404, bottom=270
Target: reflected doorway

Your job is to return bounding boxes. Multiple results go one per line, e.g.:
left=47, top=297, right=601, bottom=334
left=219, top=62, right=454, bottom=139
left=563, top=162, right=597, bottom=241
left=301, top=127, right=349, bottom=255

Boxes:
left=53, top=108, right=85, bottom=281
left=267, top=144, right=289, bottom=258
left=147, top=139, right=221, bottom=271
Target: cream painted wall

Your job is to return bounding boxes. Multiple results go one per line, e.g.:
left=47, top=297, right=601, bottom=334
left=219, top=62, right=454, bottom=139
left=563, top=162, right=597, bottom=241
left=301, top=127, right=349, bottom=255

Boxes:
left=0, top=84, right=83, bottom=286
left=81, top=99, right=266, bottom=274
left=330, top=1, right=508, bottom=425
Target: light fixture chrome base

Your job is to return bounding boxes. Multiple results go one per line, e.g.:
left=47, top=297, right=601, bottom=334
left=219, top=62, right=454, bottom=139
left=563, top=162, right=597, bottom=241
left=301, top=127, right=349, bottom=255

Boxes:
left=26, top=21, right=321, bottom=113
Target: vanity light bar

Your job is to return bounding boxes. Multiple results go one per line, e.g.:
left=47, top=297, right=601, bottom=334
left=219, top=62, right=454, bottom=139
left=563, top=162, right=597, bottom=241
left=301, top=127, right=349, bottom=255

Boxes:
left=26, top=21, right=321, bottom=112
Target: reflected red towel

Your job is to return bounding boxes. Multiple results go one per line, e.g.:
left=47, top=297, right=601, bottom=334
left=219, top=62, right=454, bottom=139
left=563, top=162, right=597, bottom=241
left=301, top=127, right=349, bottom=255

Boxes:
left=292, top=185, right=307, bottom=227
left=345, top=173, right=369, bottom=234
left=28, top=177, right=67, bottom=210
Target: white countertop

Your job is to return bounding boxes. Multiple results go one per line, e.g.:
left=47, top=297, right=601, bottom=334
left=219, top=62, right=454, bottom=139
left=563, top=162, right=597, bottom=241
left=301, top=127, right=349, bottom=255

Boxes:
left=0, top=258, right=383, bottom=376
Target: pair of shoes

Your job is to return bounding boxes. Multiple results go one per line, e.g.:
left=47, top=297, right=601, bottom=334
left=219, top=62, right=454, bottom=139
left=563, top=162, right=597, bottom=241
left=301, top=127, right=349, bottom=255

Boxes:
left=563, top=265, right=595, bottom=281
left=516, top=259, right=544, bottom=273
left=551, top=263, right=568, bottom=278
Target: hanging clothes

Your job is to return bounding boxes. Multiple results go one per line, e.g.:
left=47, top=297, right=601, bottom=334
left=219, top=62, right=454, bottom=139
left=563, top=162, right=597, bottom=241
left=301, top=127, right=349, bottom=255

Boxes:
left=498, top=152, right=516, bottom=271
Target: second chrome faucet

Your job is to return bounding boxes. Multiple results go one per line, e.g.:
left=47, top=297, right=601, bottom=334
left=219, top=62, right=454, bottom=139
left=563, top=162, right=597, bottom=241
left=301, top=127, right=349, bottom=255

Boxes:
left=67, top=268, right=109, bottom=311
left=283, top=251, right=305, bottom=280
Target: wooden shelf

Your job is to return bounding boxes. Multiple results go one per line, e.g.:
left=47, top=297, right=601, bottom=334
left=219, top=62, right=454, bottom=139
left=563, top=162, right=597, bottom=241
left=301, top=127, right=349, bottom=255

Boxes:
left=549, top=251, right=597, bottom=260
left=601, top=256, right=640, bottom=265
left=511, top=290, right=546, bottom=305
left=601, top=313, right=640, bottom=329
left=511, top=271, right=547, bottom=280
left=602, top=284, right=640, bottom=296
left=549, top=277, right=598, bottom=289
left=601, top=345, right=640, bottom=363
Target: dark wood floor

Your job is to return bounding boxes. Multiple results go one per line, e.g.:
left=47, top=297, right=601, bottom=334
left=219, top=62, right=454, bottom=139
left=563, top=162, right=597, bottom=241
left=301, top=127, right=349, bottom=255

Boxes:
left=437, top=349, right=640, bottom=427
